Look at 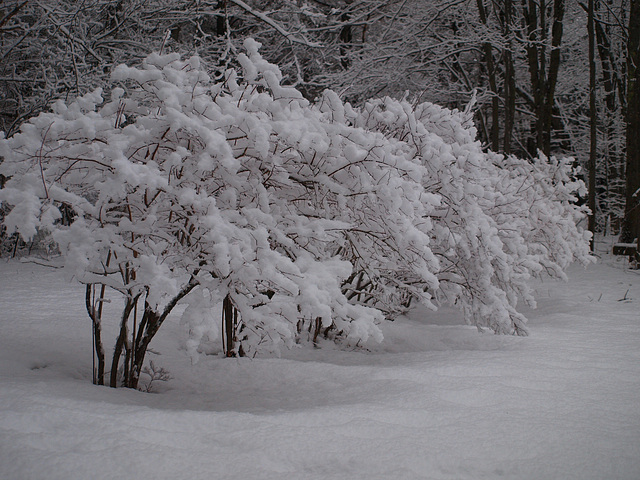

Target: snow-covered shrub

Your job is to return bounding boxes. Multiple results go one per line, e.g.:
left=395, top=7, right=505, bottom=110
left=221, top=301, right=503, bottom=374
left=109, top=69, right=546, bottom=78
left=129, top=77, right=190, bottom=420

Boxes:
left=0, top=40, right=592, bottom=387
left=0, top=40, right=436, bottom=384
left=352, top=97, right=593, bottom=334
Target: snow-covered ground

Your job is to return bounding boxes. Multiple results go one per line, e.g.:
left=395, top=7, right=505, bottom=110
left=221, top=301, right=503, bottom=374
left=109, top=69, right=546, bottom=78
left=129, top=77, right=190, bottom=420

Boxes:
left=1, top=246, right=639, bottom=480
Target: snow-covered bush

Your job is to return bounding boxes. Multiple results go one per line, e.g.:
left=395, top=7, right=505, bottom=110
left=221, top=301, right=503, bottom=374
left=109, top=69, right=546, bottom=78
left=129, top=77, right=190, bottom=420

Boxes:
left=353, top=97, right=593, bottom=334
left=0, top=40, right=592, bottom=388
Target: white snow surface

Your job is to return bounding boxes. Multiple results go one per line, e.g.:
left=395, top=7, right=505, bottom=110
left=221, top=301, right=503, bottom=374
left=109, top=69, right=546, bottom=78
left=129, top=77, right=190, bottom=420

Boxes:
left=1, top=248, right=639, bottom=480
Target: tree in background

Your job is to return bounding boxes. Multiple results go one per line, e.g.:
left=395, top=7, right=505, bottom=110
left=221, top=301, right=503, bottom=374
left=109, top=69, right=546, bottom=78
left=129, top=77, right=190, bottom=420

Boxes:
left=0, top=0, right=317, bottom=137
left=588, top=0, right=597, bottom=247
left=521, top=0, right=566, bottom=156
left=621, top=0, right=639, bottom=243
left=590, top=0, right=628, bottom=234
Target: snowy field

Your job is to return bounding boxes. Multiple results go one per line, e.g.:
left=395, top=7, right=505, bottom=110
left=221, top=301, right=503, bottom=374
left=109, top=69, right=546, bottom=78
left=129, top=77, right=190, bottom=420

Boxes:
left=1, top=245, right=639, bottom=480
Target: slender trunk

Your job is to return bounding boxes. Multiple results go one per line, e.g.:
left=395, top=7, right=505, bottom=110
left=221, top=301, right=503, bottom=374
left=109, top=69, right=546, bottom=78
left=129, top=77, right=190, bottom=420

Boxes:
left=588, top=0, right=597, bottom=248
left=503, top=0, right=516, bottom=155
left=542, top=0, right=565, bottom=155
left=339, top=0, right=354, bottom=70
left=476, top=0, right=500, bottom=151
left=585, top=0, right=626, bottom=233
left=110, top=294, right=137, bottom=388
left=523, top=0, right=542, bottom=155
left=86, top=251, right=112, bottom=386
left=86, top=285, right=105, bottom=385
left=594, top=11, right=619, bottom=112
left=129, top=306, right=160, bottom=389
left=621, top=0, right=640, bottom=243
left=522, top=0, right=565, bottom=156
left=593, top=6, right=626, bottom=112
left=222, top=293, right=236, bottom=357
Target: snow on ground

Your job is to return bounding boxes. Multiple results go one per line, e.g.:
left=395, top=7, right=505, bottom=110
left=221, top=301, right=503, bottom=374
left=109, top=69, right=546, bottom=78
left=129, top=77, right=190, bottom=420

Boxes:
left=1, top=245, right=639, bottom=480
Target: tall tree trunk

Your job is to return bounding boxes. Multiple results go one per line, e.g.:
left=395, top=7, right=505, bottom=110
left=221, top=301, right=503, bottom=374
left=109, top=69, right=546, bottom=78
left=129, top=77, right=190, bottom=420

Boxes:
left=476, top=0, right=500, bottom=151
left=581, top=0, right=627, bottom=233
left=503, top=0, right=516, bottom=155
left=595, top=3, right=620, bottom=232
left=522, top=0, right=565, bottom=156
left=593, top=4, right=627, bottom=112
left=542, top=0, right=565, bottom=156
left=588, top=0, right=597, bottom=248
left=522, top=0, right=542, bottom=155
left=621, top=0, right=640, bottom=243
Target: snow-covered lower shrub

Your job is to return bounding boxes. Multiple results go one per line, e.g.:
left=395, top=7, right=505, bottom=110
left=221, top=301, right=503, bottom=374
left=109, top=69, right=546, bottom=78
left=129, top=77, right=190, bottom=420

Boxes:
left=352, top=97, right=593, bottom=334
left=0, top=40, right=592, bottom=387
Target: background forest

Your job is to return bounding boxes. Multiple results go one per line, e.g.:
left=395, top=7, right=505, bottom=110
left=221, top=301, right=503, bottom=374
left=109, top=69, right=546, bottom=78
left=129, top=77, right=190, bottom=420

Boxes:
left=0, top=0, right=638, bottom=242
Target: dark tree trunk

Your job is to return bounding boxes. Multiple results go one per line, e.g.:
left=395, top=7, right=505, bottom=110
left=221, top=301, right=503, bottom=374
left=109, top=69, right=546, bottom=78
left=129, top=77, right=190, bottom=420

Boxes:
left=110, top=294, right=137, bottom=388
left=588, top=0, right=597, bottom=248
left=476, top=0, right=500, bottom=151
left=217, top=0, right=227, bottom=36
left=621, top=0, right=640, bottom=243
left=523, top=0, right=542, bottom=155
left=339, top=13, right=353, bottom=69
left=85, top=251, right=113, bottom=386
left=542, top=0, right=565, bottom=156
left=594, top=3, right=618, bottom=230
left=129, top=306, right=160, bottom=389
left=86, top=285, right=105, bottom=386
left=522, top=0, right=565, bottom=156
left=580, top=0, right=627, bottom=233
left=222, top=293, right=237, bottom=357
left=126, top=278, right=199, bottom=389
left=593, top=5, right=627, bottom=112
left=503, top=0, right=516, bottom=155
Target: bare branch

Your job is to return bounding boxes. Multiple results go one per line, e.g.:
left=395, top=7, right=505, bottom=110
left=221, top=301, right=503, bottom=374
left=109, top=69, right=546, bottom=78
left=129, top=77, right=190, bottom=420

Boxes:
left=226, top=0, right=320, bottom=47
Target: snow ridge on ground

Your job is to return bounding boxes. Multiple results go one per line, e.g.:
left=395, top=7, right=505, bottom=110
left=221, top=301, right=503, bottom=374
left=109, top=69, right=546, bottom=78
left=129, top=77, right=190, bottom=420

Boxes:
left=0, top=250, right=639, bottom=479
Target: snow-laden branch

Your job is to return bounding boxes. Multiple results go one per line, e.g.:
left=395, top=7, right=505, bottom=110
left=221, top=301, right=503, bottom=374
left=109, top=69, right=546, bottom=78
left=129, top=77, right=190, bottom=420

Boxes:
left=226, top=0, right=320, bottom=48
